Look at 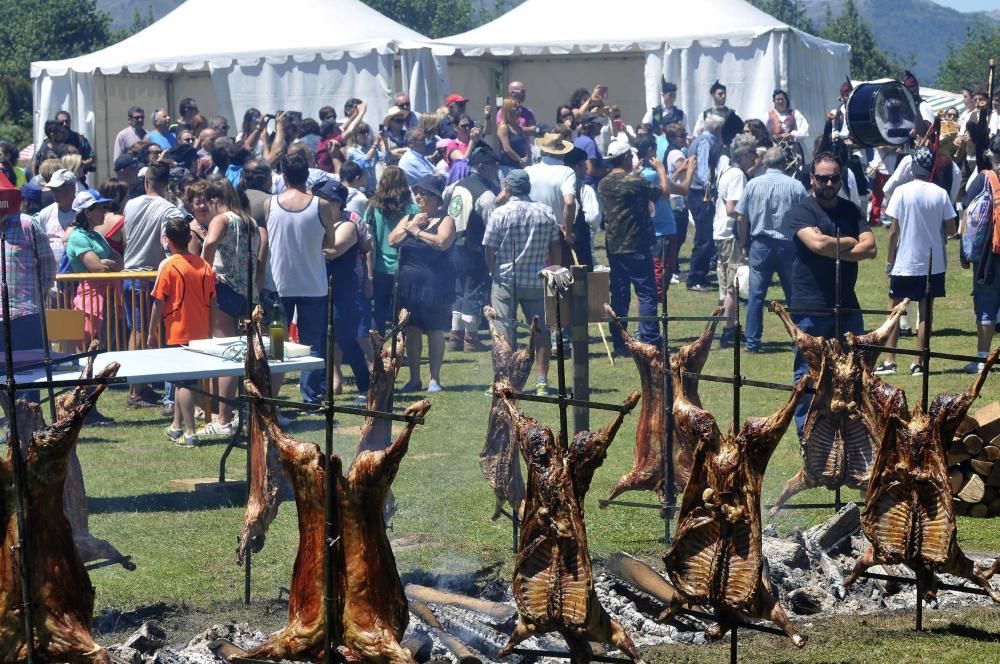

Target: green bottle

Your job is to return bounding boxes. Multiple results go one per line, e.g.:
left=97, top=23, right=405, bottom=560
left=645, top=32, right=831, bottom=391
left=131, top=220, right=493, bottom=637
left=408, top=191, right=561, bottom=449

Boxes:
left=268, top=303, right=285, bottom=361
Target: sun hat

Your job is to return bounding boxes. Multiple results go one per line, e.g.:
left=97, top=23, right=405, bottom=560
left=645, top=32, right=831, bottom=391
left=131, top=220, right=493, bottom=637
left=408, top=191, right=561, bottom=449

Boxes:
left=412, top=174, right=446, bottom=199
left=534, top=132, right=574, bottom=156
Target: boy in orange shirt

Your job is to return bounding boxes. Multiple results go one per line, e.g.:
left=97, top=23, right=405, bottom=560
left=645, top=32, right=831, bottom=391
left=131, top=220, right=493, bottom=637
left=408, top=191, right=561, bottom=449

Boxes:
left=148, top=215, right=216, bottom=447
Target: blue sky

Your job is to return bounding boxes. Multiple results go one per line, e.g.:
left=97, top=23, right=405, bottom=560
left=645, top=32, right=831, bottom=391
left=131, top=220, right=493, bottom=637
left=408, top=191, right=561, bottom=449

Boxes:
left=935, top=0, right=997, bottom=11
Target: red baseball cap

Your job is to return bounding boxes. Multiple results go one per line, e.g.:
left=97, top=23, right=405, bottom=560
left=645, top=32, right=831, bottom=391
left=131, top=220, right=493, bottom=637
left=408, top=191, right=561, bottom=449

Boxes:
left=445, top=93, right=468, bottom=106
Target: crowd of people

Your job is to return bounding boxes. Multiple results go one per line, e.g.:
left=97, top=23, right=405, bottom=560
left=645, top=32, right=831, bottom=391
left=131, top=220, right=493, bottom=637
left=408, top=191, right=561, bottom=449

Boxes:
left=2, top=69, right=999, bottom=445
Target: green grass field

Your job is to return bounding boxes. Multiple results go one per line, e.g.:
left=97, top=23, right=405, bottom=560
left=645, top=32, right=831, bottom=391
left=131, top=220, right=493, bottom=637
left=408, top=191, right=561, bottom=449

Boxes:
left=64, top=229, right=1000, bottom=655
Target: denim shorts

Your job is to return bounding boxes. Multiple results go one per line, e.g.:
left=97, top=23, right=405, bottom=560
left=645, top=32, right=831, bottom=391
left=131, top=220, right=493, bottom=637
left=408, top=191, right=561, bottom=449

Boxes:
left=974, top=269, right=1000, bottom=325
left=123, top=278, right=154, bottom=332
left=216, top=281, right=249, bottom=319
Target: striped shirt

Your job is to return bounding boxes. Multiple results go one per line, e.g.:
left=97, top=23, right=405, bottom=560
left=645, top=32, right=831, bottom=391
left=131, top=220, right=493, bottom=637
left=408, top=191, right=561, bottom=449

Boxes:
left=482, top=196, right=559, bottom=289
left=735, top=168, right=807, bottom=241
left=0, top=214, right=57, bottom=320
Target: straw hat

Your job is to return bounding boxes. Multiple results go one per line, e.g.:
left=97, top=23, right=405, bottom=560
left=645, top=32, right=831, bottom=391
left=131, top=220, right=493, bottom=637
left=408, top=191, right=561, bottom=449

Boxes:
left=534, top=132, right=574, bottom=156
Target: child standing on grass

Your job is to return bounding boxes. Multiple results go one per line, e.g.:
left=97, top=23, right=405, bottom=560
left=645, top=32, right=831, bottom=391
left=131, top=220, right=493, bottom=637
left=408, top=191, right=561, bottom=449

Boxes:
left=147, top=215, right=216, bottom=447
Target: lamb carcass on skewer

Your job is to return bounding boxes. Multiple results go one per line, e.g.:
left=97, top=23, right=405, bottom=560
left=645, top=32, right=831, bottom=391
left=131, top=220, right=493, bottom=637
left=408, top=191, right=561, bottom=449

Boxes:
left=218, top=309, right=431, bottom=662
left=768, top=299, right=909, bottom=515
left=496, top=386, right=645, bottom=664
left=603, top=304, right=720, bottom=502
left=237, top=306, right=288, bottom=565
left=0, top=346, right=134, bottom=571
left=660, top=377, right=809, bottom=647
left=480, top=304, right=538, bottom=520
left=843, top=346, right=1000, bottom=603
left=0, top=361, right=120, bottom=664
left=355, top=310, right=409, bottom=523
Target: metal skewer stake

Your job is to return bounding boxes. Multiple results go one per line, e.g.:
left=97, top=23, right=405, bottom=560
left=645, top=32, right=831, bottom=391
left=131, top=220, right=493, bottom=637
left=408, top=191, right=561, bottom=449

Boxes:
left=1, top=229, right=35, bottom=664
left=324, top=276, right=345, bottom=664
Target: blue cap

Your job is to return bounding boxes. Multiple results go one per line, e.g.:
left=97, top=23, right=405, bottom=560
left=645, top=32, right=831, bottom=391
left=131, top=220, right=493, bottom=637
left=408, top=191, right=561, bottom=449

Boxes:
left=20, top=182, right=42, bottom=204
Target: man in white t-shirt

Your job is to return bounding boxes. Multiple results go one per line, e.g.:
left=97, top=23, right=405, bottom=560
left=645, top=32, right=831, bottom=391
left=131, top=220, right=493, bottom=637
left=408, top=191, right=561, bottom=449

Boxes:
left=876, top=147, right=957, bottom=377
left=122, top=161, right=184, bottom=409
left=525, top=133, right=577, bottom=239
left=35, top=168, right=77, bottom=267
left=714, top=139, right=755, bottom=347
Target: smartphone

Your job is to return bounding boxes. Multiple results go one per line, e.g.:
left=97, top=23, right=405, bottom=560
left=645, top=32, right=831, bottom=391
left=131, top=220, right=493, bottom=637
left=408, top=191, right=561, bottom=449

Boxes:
left=597, top=85, right=608, bottom=97
left=486, top=96, right=491, bottom=105
left=378, top=124, right=385, bottom=132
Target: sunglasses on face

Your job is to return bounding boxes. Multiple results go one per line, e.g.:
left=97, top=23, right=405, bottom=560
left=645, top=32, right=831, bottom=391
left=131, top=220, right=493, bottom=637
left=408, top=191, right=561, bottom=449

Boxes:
left=813, top=174, right=841, bottom=184
left=458, top=124, right=473, bottom=129
left=132, top=116, right=144, bottom=121
left=182, top=137, right=195, bottom=143
left=398, top=102, right=411, bottom=109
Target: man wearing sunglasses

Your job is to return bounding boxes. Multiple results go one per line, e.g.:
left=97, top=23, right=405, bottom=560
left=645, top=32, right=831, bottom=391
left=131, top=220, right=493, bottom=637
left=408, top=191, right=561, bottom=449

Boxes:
left=114, top=106, right=148, bottom=160
left=786, top=152, right=876, bottom=434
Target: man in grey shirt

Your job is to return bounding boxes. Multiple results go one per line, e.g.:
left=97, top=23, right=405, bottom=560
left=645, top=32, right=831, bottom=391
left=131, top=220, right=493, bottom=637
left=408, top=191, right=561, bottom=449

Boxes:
left=122, top=160, right=183, bottom=408
left=735, top=147, right=806, bottom=353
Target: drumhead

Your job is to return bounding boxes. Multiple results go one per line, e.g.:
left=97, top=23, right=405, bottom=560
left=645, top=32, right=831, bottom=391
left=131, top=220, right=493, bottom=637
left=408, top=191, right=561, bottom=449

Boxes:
left=846, top=82, right=917, bottom=146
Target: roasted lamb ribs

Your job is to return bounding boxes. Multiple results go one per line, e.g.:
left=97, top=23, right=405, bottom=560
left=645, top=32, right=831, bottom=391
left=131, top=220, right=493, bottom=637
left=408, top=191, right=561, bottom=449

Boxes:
left=660, top=377, right=809, bottom=646
left=843, top=346, right=1000, bottom=602
left=768, top=300, right=908, bottom=515
left=496, top=386, right=645, bottom=664
left=603, top=304, right=720, bottom=502
left=480, top=305, right=538, bottom=520
left=0, top=362, right=120, bottom=663
left=221, top=309, right=431, bottom=662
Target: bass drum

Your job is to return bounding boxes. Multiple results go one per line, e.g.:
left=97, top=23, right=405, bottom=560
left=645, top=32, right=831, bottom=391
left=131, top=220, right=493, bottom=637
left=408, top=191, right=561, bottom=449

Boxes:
left=846, top=82, right=917, bottom=146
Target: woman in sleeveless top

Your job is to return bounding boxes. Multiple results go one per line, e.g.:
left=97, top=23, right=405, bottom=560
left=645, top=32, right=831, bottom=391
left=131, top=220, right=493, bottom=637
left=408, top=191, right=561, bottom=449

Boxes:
left=313, top=180, right=371, bottom=399
left=201, top=177, right=268, bottom=434
left=388, top=175, right=456, bottom=393
left=497, top=97, right=530, bottom=177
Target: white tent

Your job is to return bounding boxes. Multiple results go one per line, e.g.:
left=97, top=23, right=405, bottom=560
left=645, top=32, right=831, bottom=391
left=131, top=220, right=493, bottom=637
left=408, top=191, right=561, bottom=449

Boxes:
left=31, top=0, right=445, bottom=181
left=433, top=0, right=850, bottom=154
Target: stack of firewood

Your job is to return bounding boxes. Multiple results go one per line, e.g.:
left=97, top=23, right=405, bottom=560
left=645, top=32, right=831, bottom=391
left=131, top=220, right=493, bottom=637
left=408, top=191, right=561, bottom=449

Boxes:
left=949, top=401, right=1000, bottom=518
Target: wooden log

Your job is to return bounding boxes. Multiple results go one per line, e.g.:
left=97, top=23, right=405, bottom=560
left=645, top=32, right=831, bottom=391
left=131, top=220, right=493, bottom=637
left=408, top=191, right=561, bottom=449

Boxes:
left=970, top=459, right=995, bottom=477
left=948, top=450, right=973, bottom=466
left=963, top=434, right=984, bottom=456
left=958, top=474, right=986, bottom=503
left=980, top=445, right=1000, bottom=462
left=950, top=467, right=966, bottom=495
left=989, top=497, right=1000, bottom=516
left=405, top=584, right=515, bottom=624
left=974, top=401, right=1000, bottom=441
left=989, top=464, right=1000, bottom=488
left=969, top=503, right=990, bottom=518
left=956, top=415, right=979, bottom=438
left=409, top=601, right=483, bottom=664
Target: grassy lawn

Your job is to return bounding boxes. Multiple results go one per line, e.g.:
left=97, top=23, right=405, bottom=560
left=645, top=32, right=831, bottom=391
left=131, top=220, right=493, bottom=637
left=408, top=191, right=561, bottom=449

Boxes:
left=65, top=228, right=1000, bottom=653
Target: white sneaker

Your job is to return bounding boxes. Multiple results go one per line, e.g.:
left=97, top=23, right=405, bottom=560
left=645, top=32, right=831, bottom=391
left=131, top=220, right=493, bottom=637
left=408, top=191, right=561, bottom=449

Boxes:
left=670, top=273, right=680, bottom=285
left=196, top=420, right=234, bottom=439
left=963, top=360, right=985, bottom=374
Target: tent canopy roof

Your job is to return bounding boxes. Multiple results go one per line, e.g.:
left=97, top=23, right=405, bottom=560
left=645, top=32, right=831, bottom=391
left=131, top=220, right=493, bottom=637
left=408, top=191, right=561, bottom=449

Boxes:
left=31, top=0, right=432, bottom=77
left=433, top=0, right=818, bottom=56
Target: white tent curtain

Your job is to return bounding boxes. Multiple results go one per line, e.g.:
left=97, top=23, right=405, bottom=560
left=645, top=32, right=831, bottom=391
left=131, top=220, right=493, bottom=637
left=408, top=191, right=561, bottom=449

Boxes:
left=656, top=32, right=785, bottom=135
left=401, top=48, right=451, bottom=114
left=32, top=71, right=95, bottom=147
left=211, top=53, right=394, bottom=138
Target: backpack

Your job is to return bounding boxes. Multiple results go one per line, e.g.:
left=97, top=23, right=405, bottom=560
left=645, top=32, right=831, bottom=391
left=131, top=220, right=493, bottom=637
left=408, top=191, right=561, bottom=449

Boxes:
left=963, top=173, right=993, bottom=261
